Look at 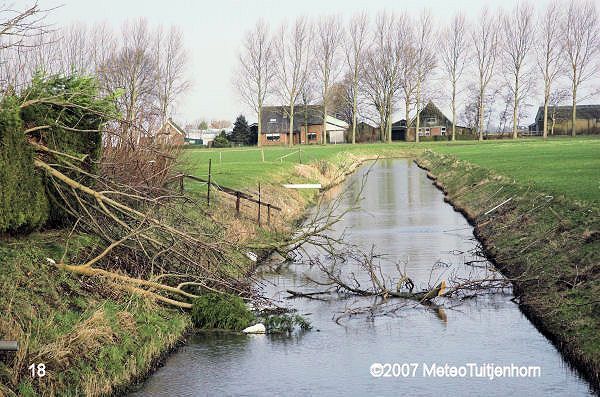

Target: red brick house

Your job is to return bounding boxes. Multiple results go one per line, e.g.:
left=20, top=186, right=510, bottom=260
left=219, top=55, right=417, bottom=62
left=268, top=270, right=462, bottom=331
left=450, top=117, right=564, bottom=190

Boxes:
left=156, top=118, right=186, bottom=146
left=259, top=105, right=348, bottom=146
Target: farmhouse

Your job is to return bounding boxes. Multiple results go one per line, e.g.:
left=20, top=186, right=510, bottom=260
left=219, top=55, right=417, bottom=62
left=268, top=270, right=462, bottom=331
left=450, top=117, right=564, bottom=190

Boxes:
left=259, top=105, right=349, bottom=145
left=392, top=101, right=472, bottom=141
left=528, top=104, right=600, bottom=135
left=155, top=118, right=186, bottom=145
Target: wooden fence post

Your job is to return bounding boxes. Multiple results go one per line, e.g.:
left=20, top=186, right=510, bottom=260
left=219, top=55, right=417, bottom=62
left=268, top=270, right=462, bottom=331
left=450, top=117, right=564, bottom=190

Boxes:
left=267, top=204, right=271, bottom=225
left=257, top=182, right=261, bottom=226
left=261, top=149, right=265, bottom=162
left=207, top=158, right=212, bottom=207
left=179, top=174, right=184, bottom=193
left=235, top=191, right=240, bottom=214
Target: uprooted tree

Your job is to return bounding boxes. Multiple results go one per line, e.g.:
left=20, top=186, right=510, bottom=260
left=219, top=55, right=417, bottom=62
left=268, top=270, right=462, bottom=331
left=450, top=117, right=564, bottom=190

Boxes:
left=0, top=73, right=256, bottom=308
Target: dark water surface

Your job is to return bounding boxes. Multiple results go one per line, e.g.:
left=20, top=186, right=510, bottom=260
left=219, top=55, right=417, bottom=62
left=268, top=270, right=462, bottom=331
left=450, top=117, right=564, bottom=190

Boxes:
left=131, top=159, right=594, bottom=396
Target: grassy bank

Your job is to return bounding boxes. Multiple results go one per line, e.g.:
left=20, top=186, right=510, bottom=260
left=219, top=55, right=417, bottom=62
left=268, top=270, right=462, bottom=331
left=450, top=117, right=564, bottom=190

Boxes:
left=416, top=150, right=600, bottom=388
left=0, top=232, right=189, bottom=396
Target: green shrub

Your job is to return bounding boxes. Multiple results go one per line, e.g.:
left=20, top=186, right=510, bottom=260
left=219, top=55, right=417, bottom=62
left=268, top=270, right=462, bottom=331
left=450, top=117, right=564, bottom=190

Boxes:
left=261, top=313, right=312, bottom=334
left=418, top=135, right=449, bottom=142
left=455, top=133, right=478, bottom=141
left=0, top=96, right=49, bottom=233
left=191, top=293, right=255, bottom=330
left=212, top=131, right=231, bottom=148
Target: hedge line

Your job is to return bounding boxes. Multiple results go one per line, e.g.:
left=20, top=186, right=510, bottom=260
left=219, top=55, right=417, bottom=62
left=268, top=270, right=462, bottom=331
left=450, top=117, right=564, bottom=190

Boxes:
left=0, top=97, right=49, bottom=233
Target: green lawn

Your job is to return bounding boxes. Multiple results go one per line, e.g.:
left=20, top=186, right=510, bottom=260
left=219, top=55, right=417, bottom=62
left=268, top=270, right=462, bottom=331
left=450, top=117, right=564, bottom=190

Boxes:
left=430, top=138, right=600, bottom=205
left=179, top=143, right=416, bottom=191
left=181, top=137, right=600, bottom=204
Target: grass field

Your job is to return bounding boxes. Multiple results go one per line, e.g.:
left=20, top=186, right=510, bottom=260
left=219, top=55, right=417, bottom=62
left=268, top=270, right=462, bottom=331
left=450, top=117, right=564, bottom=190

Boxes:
left=181, top=137, right=600, bottom=204
left=180, top=143, right=417, bottom=191
left=432, top=138, right=600, bottom=204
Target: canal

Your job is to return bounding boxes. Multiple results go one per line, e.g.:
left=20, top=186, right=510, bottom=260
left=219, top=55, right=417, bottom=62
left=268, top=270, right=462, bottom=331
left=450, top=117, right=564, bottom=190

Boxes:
left=131, top=159, right=594, bottom=396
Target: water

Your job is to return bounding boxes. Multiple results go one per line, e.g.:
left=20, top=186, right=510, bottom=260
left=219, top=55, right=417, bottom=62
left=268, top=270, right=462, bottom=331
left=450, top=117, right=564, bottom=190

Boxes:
left=131, top=159, right=595, bottom=396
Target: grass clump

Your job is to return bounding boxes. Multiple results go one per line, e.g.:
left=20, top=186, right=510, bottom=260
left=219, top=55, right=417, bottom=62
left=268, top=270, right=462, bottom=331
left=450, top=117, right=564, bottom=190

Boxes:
left=191, top=293, right=255, bottom=331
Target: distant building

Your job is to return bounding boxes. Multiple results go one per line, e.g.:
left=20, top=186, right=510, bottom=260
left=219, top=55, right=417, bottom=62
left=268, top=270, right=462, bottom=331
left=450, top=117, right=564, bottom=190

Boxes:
left=259, top=105, right=349, bottom=145
left=529, top=104, right=600, bottom=135
left=185, top=128, right=232, bottom=146
left=392, top=101, right=472, bottom=141
left=156, top=118, right=185, bottom=145
left=352, top=122, right=380, bottom=143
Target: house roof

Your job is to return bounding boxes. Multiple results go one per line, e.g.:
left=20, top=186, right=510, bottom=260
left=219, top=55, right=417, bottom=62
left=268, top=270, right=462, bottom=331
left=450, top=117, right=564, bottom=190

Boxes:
left=535, top=104, right=600, bottom=121
left=409, top=101, right=452, bottom=127
left=160, top=118, right=186, bottom=136
left=262, top=105, right=323, bottom=126
left=261, top=105, right=348, bottom=133
left=391, top=102, right=453, bottom=128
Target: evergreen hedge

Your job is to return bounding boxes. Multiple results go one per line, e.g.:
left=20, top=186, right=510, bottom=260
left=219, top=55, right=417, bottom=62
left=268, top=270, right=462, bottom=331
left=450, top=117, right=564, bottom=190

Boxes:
left=0, top=73, right=115, bottom=234
left=0, top=96, right=49, bottom=233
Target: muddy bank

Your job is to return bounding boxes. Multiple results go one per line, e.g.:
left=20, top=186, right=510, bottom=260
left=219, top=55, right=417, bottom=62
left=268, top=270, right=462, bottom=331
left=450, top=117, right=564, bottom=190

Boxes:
left=415, top=150, right=600, bottom=390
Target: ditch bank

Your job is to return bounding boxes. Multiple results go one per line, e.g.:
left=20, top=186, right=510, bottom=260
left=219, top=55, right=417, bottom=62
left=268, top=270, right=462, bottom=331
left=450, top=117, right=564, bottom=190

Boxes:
left=415, top=150, right=600, bottom=390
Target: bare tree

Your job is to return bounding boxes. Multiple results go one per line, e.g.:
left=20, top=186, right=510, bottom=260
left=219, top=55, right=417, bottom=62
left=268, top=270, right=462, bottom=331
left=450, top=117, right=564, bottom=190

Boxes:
left=344, top=12, right=369, bottom=144
left=155, top=26, right=189, bottom=124
left=502, top=1, right=535, bottom=139
left=0, top=1, right=49, bottom=50
left=535, top=1, right=564, bottom=139
left=274, top=17, right=311, bottom=147
left=328, top=72, right=357, bottom=125
left=89, top=22, right=116, bottom=74
left=234, top=19, right=275, bottom=147
left=398, top=41, right=417, bottom=142
left=562, top=0, right=599, bottom=136
left=315, top=15, right=343, bottom=145
left=413, top=10, right=436, bottom=143
left=471, top=7, right=500, bottom=140
left=0, top=1, right=51, bottom=91
left=210, top=119, right=232, bottom=129
left=362, top=11, right=406, bottom=143
left=99, top=19, right=157, bottom=145
left=439, top=13, right=469, bottom=141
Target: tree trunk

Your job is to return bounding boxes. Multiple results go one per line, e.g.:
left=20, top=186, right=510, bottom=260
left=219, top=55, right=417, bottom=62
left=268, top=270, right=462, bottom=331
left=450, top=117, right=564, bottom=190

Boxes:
left=289, top=104, right=294, bottom=147
left=386, top=98, right=392, bottom=143
left=352, top=87, right=357, bottom=144
left=512, top=74, right=519, bottom=139
left=415, top=80, right=421, bottom=143
left=571, top=86, right=577, bottom=137
left=542, top=90, right=549, bottom=139
left=322, top=101, right=327, bottom=145
left=257, top=105, right=262, bottom=147
left=478, top=88, right=484, bottom=141
left=451, top=83, right=456, bottom=141
left=405, top=100, right=410, bottom=142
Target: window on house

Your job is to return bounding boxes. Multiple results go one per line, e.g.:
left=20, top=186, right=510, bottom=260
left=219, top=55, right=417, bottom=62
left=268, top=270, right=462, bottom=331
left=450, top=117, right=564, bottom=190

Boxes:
left=269, top=118, right=277, bottom=123
left=307, top=132, right=317, bottom=140
left=266, top=133, right=280, bottom=141
left=425, top=117, right=436, bottom=125
left=441, top=127, right=446, bottom=135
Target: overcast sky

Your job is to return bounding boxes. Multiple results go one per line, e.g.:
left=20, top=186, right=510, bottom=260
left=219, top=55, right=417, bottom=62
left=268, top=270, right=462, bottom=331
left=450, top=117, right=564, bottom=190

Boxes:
left=44, top=0, right=587, bottom=125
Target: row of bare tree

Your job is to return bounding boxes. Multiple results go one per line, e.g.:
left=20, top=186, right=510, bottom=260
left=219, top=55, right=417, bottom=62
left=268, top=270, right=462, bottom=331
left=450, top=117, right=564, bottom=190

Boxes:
left=235, top=0, right=599, bottom=145
left=0, top=4, right=189, bottom=147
